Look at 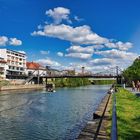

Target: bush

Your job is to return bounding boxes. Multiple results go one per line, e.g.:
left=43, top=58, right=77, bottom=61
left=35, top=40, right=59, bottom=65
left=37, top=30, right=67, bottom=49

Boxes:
left=54, top=78, right=90, bottom=87
left=0, top=80, right=10, bottom=86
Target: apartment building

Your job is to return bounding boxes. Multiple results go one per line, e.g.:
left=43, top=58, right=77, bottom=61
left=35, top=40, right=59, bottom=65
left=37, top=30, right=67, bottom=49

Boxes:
left=0, top=49, right=26, bottom=77
left=0, top=57, right=7, bottom=79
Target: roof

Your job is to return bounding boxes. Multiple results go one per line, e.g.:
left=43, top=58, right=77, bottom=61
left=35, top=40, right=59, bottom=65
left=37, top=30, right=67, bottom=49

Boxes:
left=26, top=62, right=44, bottom=70
left=0, top=49, right=26, bottom=55
left=7, top=49, right=26, bottom=55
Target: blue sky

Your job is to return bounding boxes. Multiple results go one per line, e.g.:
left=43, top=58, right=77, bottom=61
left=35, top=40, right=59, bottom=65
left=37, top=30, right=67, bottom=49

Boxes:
left=0, top=0, right=140, bottom=72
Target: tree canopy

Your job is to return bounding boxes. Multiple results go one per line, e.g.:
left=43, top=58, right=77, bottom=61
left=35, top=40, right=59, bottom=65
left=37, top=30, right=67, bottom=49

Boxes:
left=123, top=57, right=140, bottom=83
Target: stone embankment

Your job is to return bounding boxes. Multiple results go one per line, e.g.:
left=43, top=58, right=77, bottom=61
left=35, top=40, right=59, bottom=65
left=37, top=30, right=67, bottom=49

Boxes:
left=77, top=93, right=112, bottom=140
left=0, top=84, right=44, bottom=91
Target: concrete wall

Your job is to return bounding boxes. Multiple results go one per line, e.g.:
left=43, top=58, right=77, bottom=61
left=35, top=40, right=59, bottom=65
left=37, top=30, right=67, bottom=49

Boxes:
left=0, top=84, right=44, bottom=91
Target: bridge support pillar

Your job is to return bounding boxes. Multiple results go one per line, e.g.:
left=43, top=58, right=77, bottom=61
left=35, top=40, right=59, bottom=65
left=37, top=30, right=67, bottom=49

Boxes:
left=37, top=69, right=40, bottom=84
left=46, top=78, right=48, bottom=85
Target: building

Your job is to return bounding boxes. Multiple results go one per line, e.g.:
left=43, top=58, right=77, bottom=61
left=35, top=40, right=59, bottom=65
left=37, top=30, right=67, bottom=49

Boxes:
left=26, top=62, right=63, bottom=77
left=26, top=61, right=47, bottom=76
left=0, top=49, right=26, bottom=78
left=0, top=57, right=7, bottom=79
left=61, top=69, right=75, bottom=76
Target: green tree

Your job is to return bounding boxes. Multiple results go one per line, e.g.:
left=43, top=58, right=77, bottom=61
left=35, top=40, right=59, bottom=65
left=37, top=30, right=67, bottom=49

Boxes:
left=123, top=57, right=140, bottom=84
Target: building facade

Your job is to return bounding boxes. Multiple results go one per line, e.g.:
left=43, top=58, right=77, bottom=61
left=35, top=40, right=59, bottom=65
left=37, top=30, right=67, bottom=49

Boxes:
left=26, top=61, right=47, bottom=76
left=0, top=57, right=7, bottom=79
left=0, top=49, right=26, bottom=77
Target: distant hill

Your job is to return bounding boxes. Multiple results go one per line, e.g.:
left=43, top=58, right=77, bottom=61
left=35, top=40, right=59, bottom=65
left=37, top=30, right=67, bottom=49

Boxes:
left=123, top=57, right=140, bottom=83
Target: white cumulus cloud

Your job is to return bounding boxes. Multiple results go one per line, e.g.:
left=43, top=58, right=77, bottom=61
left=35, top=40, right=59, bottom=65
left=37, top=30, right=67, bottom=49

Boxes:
left=57, top=52, right=64, bottom=57
left=46, top=7, right=71, bottom=24
left=40, top=50, right=50, bottom=55
left=105, top=41, right=133, bottom=51
left=0, top=36, right=22, bottom=46
left=95, top=49, right=138, bottom=60
left=36, top=58, right=61, bottom=67
left=9, top=38, right=22, bottom=46
left=32, top=24, right=108, bottom=45
left=89, top=58, right=114, bottom=66
left=74, top=16, right=83, bottom=22
left=0, top=36, right=8, bottom=46
left=65, top=53, right=92, bottom=60
left=65, top=45, right=94, bottom=60
left=67, top=45, right=94, bottom=54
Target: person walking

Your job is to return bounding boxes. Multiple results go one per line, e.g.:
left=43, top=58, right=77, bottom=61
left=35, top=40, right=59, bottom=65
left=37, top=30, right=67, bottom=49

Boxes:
left=136, top=81, right=140, bottom=92
left=132, top=81, right=135, bottom=91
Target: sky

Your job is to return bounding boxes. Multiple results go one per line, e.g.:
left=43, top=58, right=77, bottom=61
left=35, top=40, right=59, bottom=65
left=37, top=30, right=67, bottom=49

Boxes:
left=0, top=0, right=140, bottom=73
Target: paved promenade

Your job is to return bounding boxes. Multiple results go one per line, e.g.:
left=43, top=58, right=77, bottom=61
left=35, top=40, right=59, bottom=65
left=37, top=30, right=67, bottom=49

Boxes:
left=77, top=93, right=112, bottom=140
left=126, top=87, right=140, bottom=94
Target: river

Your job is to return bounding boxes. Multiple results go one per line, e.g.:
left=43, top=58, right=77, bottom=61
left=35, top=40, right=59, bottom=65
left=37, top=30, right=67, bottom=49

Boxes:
left=0, top=85, right=110, bottom=140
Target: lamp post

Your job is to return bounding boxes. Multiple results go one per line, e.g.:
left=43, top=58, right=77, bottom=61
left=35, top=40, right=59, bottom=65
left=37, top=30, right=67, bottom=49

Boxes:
left=81, top=66, right=85, bottom=75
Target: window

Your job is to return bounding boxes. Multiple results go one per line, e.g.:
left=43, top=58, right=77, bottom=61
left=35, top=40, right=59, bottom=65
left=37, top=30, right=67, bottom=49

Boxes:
left=20, top=68, right=24, bottom=71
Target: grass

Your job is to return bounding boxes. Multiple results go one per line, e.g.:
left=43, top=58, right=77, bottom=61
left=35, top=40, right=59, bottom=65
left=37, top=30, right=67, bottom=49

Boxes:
left=116, top=88, right=140, bottom=140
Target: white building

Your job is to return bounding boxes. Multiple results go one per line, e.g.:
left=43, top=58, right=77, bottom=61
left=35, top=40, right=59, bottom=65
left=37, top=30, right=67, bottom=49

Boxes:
left=26, top=62, right=61, bottom=77
left=0, top=49, right=26, bottom=77
left=0, top=57, right=7, bottom=79
left=26, top=61, right=47, bottom=76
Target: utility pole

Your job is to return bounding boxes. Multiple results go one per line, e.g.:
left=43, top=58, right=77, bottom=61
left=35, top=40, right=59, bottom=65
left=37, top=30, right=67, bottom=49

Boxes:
left=116, top=66, right=119, bottom=84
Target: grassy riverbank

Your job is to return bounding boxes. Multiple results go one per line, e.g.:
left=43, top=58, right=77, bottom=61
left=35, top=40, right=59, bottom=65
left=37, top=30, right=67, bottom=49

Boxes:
left=0, top=80, right=10, bottom=86
left=116, top=88, right=140, bottom=140
left=93, top=80, right=116, bottom=85
left=54, top=78, right=91, bottom=87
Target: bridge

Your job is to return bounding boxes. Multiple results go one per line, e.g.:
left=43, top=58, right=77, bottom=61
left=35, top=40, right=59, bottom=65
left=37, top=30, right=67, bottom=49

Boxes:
left=40, top=75, right=120, bottom=79
left=35, top=66, right=123, bottom=84
left=40, top=66, right=122, bottom=78
left=6, top=66, right=123, bottom=85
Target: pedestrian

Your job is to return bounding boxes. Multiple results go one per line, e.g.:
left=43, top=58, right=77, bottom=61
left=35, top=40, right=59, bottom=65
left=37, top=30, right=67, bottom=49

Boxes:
left=138, top=81, right=140, bottom=92
left=123, top=82, right=126, bottom=89
left=136, top=81, right=140, bottom=92
left=131, top=81, right=135, bottom=91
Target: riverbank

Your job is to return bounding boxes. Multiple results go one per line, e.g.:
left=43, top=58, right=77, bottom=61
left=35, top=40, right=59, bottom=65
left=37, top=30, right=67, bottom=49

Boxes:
left=116, top=88, right=140, bottom=139
left=0, top=84, right=44, bottom=91
left=54, top=78, right=91, bottom=87
left=77, top=92, right=112, bottom=140
left=93, top=80, right=116, bottom=85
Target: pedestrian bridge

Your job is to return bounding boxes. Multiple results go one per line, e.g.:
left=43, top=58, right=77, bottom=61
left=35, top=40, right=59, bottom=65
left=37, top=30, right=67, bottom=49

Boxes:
left=40, top=75, right=120, bottom=79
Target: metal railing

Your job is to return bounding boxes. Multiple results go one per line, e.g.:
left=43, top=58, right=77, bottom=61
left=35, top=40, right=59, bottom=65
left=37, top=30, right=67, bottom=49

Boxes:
left=93, top=92, right=111, bottom=140
left=93, top=85, right=118, bottom=140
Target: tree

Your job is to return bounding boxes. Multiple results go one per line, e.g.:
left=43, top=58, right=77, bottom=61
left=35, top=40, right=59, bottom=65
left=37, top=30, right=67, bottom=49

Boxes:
left=123, top=57, right=140, bottom=84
